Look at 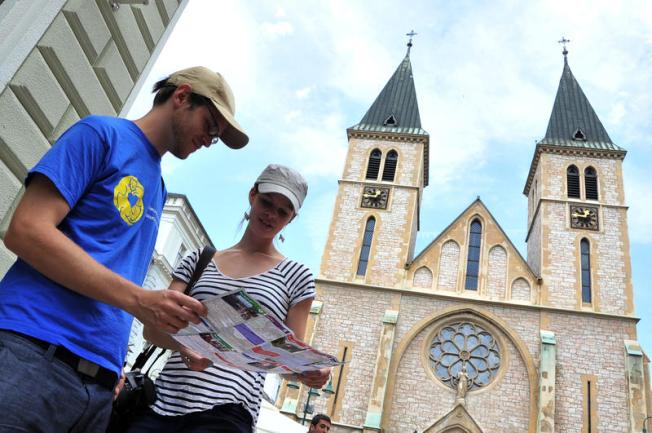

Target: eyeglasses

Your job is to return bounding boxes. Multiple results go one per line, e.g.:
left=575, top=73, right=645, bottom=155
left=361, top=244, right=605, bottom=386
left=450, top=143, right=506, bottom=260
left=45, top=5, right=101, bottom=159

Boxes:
left=207, top=125, right=221, bottom=145
left=188, top=91, right=223, bottom=145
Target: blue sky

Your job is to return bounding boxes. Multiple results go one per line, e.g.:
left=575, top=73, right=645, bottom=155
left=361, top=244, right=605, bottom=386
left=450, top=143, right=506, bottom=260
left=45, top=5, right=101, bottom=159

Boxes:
left=128, top=1, right=652, bottom=353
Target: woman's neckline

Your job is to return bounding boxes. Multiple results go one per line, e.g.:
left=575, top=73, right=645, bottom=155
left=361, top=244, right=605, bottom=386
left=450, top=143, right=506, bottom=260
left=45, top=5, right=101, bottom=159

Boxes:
left=210, top=256, right=287, bottom=280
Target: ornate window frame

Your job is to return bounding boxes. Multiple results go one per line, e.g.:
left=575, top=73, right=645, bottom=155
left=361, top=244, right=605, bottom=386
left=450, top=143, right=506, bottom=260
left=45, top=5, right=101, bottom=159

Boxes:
left=420, top=313, right=509, bottom=395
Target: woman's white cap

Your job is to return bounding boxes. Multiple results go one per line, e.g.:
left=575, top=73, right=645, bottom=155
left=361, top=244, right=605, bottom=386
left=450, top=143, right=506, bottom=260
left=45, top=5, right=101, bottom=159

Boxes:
left=255, top=164, right=308, bottom=213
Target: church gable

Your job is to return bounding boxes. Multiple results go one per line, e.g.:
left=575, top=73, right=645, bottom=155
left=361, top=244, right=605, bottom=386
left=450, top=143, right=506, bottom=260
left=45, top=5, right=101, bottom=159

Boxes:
left=407, top=199, right=538, bottom=302
left=423, top=404, right=483, bottom=433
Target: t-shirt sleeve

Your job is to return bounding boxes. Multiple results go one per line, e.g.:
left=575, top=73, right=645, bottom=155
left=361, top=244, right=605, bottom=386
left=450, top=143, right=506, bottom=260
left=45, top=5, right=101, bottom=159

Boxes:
left=27, top=120, right=108, bottom=209
left=172, top=249, right=201, bottom=284
left=286, top=261, right=316, bottom=307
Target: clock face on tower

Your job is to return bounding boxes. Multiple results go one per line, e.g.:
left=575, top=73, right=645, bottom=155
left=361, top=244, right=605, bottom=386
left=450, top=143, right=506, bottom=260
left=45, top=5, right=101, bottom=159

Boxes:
left=570, top=205, right=599, bottom=230
left=361, top=186, right=390, bottom=209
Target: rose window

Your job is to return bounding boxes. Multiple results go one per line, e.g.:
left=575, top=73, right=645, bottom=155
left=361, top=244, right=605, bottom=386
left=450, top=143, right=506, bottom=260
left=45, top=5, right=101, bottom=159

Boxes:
left=429, top=321, right=501, bottom=391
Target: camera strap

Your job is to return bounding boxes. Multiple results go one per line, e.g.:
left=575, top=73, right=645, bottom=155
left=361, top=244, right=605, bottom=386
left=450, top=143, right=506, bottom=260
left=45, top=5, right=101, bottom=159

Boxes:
left=130, top=244, right=217, bottom=374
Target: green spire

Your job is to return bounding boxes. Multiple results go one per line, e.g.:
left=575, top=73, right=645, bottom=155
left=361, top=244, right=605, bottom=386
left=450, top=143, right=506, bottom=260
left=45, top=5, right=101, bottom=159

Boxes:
left=349, top=50, right=427, bottom=137
left=540, top=51, right=624, bottom=152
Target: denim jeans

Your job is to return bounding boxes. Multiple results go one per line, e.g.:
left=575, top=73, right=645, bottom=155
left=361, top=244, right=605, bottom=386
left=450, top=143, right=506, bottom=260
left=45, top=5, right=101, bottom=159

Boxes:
left=127, top=404, right=253, bottom=433
left=0, top=330, right=113, bottom=433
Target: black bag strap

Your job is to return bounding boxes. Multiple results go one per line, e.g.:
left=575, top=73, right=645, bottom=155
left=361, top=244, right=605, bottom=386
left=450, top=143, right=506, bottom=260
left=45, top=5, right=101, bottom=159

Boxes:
left=131, top=245, right=217, bottom=373
left=185, top=245, right=216, bottom=294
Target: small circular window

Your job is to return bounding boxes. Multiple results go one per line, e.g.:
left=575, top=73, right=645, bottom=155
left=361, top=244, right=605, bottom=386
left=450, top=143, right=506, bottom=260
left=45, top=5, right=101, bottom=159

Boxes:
left=429, top=321, right=501, bottom=391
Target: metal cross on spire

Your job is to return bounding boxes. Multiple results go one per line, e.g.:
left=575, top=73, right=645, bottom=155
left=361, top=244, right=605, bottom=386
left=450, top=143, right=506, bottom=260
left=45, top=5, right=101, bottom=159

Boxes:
left=558, top=36, right=571, bottom=57
left=406, top=30, right=418, bottom=55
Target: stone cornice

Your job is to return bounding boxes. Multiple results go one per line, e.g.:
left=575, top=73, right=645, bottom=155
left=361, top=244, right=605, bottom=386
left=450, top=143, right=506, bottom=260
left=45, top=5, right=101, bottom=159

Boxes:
left=315, top=277, right=640, bottom=322
left=347, top=129, right=429, bottom=144
left=337, top=178, right=420, bottom=191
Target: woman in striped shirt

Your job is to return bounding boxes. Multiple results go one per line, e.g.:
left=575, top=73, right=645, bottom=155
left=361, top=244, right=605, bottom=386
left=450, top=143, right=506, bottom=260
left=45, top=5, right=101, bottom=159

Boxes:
left=127, top=164, right=330, bottom=433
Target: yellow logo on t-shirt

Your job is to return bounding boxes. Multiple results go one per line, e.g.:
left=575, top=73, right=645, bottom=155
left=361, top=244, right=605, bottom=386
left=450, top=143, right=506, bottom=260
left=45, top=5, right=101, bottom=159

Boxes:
left=113, top=176, right=145, bottom=225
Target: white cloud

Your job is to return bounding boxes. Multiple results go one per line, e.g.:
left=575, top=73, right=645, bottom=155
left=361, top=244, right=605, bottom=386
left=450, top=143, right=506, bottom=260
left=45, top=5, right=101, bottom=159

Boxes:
left=284, top=110, right=301, bottom=122
left=260, top=21, right=294, bottom=38
left=625, top=168, right=652, bottom=244
left=277, top=114, right=348, bottom=178
left=295, top=86, right=313, bottom=99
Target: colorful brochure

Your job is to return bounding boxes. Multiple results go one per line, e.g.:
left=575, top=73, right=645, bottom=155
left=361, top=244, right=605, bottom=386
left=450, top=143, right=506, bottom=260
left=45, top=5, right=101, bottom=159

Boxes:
left=173, top=288, right=341, bottom=374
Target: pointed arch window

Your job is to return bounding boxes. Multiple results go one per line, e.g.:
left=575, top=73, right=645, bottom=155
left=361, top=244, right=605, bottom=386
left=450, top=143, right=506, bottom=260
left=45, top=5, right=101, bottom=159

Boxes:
left=381, top=150, right=398, bottom=182
left=580, top=238, right=592, bottom=303
left=464, top=219, right=482, bottom=290
left=584, top=167, right=598, bottom=200
left=567, top=165, right=580, bottom=199
left=365, top=149, right=382, bottom=180
left=356, top=217, right=376, bottom=276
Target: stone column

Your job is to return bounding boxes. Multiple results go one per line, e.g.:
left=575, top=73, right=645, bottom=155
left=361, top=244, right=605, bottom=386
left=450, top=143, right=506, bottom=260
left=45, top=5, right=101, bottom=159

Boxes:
left=537, top=330, right=556, bottom=433
left=624, top=340, right=647, bottom=433
left=363, top=310, right=399, bottom=433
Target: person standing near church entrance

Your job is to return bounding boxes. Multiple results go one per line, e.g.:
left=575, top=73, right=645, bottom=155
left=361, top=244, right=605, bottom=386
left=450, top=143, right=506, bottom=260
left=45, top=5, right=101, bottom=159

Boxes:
left=0, top=66, right=248, bottom=433
left=309, top=414, right=332, bottom=433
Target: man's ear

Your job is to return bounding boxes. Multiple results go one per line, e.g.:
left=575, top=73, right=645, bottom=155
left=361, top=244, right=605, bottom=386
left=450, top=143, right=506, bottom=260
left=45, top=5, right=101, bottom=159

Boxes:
left=173, top=83, right=193, bottom=107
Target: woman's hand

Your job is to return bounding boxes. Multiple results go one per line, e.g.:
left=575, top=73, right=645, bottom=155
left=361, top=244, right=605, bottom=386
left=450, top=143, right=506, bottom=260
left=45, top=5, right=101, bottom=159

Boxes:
left=297, top=368, right=331, bottom=389
left=179, top=347, right=212, bottom=371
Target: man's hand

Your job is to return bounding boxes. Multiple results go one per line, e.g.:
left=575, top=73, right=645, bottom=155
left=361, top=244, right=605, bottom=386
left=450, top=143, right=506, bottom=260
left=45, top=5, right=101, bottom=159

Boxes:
left=297, top=368, right=331, bottom=389
left=179, top=346, right=212, bottom=371
left=133, top=289, right=207, bottom=334
left=113, top=370, right=126, bottom=400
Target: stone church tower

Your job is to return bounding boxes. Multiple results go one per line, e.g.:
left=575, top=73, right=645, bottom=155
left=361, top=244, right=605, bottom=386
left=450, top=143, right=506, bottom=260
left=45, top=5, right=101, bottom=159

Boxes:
left=276, top=44, right=650, bottom=433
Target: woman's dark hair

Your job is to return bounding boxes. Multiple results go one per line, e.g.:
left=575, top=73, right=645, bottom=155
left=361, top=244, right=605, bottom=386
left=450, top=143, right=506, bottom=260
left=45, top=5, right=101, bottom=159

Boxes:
left=151, top=78, right=213, bottom=108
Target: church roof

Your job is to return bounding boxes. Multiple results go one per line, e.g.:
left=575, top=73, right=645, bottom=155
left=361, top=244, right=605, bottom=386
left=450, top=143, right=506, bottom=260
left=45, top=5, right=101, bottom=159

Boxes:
left=349, top=52, right=428, bottom=137
left=540, top=54, right=624, bottom=152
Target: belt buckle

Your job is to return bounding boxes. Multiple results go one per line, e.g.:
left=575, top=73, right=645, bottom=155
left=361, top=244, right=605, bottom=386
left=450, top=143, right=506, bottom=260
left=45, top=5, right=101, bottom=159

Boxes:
left=77, top=358, right=100, bottom=377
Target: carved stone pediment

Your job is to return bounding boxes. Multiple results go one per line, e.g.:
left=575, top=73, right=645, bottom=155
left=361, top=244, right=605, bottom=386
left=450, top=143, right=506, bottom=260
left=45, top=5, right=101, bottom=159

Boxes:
left=422, top=403, right=483, bottom=433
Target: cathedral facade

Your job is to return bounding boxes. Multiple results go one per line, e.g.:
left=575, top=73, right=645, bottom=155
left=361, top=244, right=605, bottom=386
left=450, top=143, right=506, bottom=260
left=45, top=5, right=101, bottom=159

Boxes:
left=276, top=45, right=651, bottom=433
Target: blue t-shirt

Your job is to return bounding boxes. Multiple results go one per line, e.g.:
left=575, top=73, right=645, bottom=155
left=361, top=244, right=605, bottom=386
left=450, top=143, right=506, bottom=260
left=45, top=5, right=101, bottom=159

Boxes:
left=0, top=115, right=167, bottom=376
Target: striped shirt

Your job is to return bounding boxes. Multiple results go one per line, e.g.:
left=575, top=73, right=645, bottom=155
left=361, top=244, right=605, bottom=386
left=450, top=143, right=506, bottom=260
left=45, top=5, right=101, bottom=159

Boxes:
left=151, top=249, right=315, bottom=425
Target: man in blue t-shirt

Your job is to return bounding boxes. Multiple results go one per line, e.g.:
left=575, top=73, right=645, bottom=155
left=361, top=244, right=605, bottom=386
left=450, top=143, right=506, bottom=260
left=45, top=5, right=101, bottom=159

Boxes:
left=0, top=66, right=248, bottom=432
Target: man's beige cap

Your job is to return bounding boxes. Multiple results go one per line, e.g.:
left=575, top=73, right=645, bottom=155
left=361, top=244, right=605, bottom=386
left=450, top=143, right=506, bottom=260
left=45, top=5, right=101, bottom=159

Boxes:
left=168, top=66, right=248, bottom=149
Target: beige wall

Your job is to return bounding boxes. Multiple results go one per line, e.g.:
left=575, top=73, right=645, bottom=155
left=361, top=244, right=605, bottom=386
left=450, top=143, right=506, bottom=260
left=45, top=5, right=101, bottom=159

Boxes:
left=534, top=153, right=632, bottom=315
left=320, top=135, right=425, bottom=287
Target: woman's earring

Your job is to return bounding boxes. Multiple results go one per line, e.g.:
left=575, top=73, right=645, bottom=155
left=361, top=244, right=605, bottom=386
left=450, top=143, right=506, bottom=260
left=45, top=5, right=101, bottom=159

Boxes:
left=279, top=233, right=285, bottom=243
left=244, top=211, right=250, bottom=221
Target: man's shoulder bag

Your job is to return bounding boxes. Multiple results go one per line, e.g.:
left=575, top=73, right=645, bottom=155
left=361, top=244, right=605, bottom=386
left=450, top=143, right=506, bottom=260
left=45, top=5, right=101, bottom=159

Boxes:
left=106, top=245, right=216, bottom=433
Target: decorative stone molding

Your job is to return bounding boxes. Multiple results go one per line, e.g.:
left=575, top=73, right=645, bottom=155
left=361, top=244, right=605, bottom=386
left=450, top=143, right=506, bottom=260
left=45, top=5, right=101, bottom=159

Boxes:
left=624, top=340, right=647, bottom=433
left=363, top=310, right=399, bottom=432
left=537, top=330, right=556, bottom=433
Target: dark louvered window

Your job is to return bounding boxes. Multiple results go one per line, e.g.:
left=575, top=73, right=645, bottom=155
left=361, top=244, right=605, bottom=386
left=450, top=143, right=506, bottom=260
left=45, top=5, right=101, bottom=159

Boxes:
left=356, top=217, right=376, bottom=276
left=581, top=238, right=592, bottom=303
left=381, top=150, right=398, bottom=182
left=384, top=115, right=397, bottom=126
left=567, top=165, right=580, bottom=198
left=464, top=220, right=482, bottom=290
left=585, top=167, right=598, bottom=200
left=573, top=128, right=586, bottom=141
left=366, top=149, right=382, bottom=180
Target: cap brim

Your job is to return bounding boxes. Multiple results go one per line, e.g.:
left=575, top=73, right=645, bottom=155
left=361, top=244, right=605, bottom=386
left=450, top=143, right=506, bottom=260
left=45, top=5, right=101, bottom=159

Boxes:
left=211, top=99, right=249, bottom=149
left=257, top=183, right=300, bottom=214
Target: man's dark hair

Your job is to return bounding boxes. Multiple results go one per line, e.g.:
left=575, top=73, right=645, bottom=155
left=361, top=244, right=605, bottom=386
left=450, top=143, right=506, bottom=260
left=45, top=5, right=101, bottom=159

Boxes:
left=151, top=78, right=212, bottom=108
left=310, top=414, right=331, bottom=427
